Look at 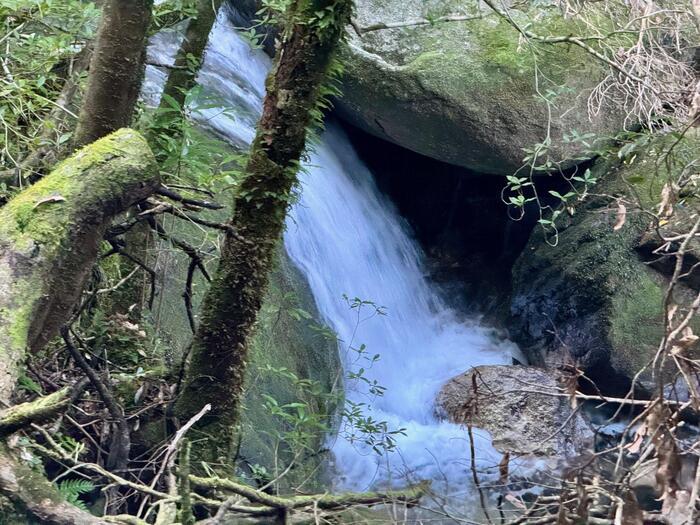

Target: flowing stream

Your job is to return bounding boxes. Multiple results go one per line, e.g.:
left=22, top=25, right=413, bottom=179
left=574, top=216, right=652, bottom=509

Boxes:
left=146, top=8, right=522, bottom=504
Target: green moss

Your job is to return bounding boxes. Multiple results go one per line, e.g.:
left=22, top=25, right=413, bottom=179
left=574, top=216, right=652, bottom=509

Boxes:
left=398, top=1, right=622, bottom=97
left=511, top=129, right=700, bottom=384
left=238, top=250, right=339, bottom=490
left=0, top=129, right=147, bottom=250
left=7, top=293, right=36, bottom=351
left=609, top=270, right=665, bottom=374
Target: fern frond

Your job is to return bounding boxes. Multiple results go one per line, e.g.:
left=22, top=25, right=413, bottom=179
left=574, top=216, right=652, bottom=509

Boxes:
left=57, top=478, right=95, bottom=511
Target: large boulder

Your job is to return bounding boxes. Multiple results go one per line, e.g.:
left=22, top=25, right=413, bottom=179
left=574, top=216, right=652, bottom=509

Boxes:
left=509, top=131, right=700, bottom=390
left=338, top=0, right=620, bottom=174
left=436, top=365, right=592, bottom=457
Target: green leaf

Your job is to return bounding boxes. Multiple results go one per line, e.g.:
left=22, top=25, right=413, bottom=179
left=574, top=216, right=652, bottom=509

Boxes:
left=57, top=478, right=94, bottom=511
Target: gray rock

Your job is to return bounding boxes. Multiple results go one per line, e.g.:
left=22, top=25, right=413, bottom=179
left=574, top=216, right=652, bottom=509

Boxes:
left=436, top=365, right=592, bottom=457
left=338, top=0, right=619, bottom=174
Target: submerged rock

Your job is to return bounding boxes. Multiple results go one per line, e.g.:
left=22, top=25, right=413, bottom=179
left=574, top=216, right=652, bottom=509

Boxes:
left=339, top=0, right=619, bottom=174
left=436, top=365, right=592, bottom=457
left=509, top=131, right=700, bottom=391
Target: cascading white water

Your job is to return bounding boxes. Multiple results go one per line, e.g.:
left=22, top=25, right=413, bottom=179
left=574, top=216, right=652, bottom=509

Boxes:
left=284, top=130, right=522, bottom=492
left=146, top=8, right=522, bottom=499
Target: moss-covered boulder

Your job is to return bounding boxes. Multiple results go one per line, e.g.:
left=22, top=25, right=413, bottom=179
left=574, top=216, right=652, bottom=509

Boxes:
left=238, top=251, right=339, bottom=490
left=509, top=131, right=699, bottom=390
left=339, top=0, right=620, bottom=174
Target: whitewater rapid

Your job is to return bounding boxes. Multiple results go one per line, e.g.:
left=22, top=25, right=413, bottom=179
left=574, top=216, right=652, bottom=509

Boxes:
left=146, top=6, right=522, bottom=498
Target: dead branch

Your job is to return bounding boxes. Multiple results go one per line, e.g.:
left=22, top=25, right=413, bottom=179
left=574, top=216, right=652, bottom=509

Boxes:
left=155, top=184, right=224, bottom=210
left=61, top=327, right=131, bottom=479
left=189, top=475, right=429, bottom=511
left=141, top=198, right=237, bottom=235
left=0, top=378, right=88, bottom=437
left=355, top=13, right=484, bottom=34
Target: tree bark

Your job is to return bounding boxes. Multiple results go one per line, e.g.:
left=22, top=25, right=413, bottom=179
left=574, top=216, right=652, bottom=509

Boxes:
left=174, top=0, right=353, bottom=457
left=147, top=0, right=222, bottom=163
left=160, top=0, right=222, bottom=112
left=0, top=129, right=159, bottom=404
left=73, top=0, right=154, bottom=148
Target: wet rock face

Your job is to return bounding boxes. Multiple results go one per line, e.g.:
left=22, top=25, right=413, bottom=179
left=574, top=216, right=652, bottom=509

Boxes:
left=509, top=131, right=700, bottom=393
left=436, top=365, right=592, bottom=457
left=508, top=195, right=659, bottom=391
left=338, top=0, right=620, bottom=174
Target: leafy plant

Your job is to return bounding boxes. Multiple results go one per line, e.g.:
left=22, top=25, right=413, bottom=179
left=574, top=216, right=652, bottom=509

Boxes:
left=17, top=374, right=43, bottom=395
left=0, top=0, right=98, bottom=171
left=139, top=85, right=244, bottom=192
left=56, top=478, right=94, bottom=511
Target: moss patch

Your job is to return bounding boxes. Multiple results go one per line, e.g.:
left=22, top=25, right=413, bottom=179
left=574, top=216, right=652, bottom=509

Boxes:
left=609, top=269, right=665, bottom=375
left=510, top=130, right=700, bottom=389
left=1, top=130, right=150, bottom=249
left=338, top=0, right=621, bottom=173
left=0, top=129, right=157, bottom=403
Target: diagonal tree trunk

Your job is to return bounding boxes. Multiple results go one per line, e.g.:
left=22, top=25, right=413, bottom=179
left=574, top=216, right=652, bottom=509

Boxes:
left=159, top=0, right=223, bottom=112
left=174, top=0, right=354, bottom=459
left=147, top=0, right=222, bottom=163
left=0, top=129, right=159, bottom=404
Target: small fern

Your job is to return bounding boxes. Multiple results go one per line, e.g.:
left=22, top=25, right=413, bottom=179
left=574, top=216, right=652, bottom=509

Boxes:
left=57, top=478, right=94, bottom=511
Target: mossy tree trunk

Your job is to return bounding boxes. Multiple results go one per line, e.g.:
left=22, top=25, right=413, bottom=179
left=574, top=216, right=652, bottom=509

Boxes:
left=147, top=0, right=222, bottom=163
left=174, top=0, right=353, bottom=457
left=0, top=129, right=159, bottom=404
left=160, top=0, right=222, bottom=111
left=73, top=0, right=154, bottom=148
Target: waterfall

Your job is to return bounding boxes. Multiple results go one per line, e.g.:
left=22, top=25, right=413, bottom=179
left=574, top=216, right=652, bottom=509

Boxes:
left=146, top=8, right=521, bottom=497
left=285, top=129, right=523, bottom=492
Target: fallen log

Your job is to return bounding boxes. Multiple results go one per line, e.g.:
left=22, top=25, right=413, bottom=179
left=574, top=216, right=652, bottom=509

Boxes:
left=0, top=128, right=159, bottom=404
